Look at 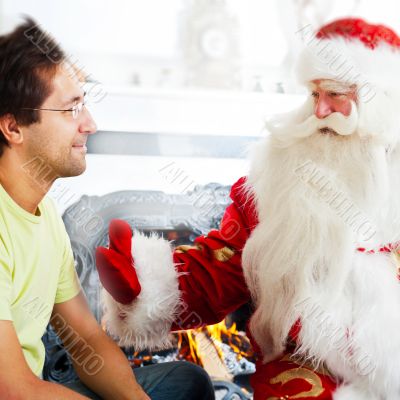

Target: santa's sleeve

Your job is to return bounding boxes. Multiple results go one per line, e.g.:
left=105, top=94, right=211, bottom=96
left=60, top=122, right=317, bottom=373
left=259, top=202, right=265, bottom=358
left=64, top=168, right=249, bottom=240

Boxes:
left=102, top=177, right=257, bottom=350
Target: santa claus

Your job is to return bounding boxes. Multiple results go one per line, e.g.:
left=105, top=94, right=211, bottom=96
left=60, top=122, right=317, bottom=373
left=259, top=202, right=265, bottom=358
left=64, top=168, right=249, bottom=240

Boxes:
left=95, top=18, right=400, bottom=399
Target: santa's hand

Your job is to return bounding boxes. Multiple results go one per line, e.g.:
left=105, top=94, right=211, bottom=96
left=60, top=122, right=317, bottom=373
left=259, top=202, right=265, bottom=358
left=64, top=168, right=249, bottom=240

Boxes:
left=95, top=219, right=141, bottom=304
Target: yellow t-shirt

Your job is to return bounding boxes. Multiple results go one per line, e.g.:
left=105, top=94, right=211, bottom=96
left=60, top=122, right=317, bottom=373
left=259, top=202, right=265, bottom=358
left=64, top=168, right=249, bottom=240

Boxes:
left=0, top=183, right=81, bottom=376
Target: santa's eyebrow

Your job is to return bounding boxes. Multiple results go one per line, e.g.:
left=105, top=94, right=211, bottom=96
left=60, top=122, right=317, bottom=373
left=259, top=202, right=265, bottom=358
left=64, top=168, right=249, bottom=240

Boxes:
left=319, top=81, right=354, bottom=92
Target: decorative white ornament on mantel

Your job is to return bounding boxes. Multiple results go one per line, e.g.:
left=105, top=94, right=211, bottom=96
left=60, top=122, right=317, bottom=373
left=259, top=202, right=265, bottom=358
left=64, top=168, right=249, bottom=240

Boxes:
left=179, top=0, right=242, bottom=90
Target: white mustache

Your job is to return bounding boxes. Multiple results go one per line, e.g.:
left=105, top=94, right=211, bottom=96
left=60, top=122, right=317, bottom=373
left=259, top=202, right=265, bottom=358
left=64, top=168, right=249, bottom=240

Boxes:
left=295, top=101, right=359, bottom=138
left=267, top=101, right=359, bottom=144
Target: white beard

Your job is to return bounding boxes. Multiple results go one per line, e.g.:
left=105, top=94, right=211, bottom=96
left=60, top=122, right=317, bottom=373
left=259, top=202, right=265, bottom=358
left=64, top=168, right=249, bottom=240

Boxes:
left=242, top=99, right=400, bottom=398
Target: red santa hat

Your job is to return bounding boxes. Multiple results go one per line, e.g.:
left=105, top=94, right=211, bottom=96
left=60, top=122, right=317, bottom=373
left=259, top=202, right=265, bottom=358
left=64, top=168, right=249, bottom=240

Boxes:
left=296, top=18, right=400, bottom=98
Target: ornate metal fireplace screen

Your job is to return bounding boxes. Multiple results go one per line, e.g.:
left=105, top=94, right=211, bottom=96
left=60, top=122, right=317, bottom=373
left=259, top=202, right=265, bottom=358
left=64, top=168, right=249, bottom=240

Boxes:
left=42, top=183, right=254, bottom=398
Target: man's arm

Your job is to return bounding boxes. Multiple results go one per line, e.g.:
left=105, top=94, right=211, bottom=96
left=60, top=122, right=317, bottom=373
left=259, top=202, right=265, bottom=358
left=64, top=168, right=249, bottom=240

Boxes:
left=0, top=320, right=89, bottom=400
left=51, top=292, right=149, bottom=400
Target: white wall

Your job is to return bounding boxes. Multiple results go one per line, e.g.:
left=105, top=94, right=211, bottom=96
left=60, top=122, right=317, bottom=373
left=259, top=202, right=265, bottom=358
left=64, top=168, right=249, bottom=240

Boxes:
left=3, top=0, right=400, bottom=87
left=1, top=0, right=288, bottom=87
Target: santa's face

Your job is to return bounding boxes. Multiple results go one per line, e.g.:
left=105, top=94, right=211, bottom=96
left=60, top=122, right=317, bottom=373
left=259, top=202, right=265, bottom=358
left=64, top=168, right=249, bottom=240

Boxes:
left=312, top=79, right=357, bottom=118
left=310, top=79, right=358, bottom=136
left=272, top=82, right=361, bottom=143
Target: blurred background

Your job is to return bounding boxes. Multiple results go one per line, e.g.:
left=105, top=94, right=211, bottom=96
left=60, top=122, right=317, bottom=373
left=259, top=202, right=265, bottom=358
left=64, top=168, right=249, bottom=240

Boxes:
left=1, top=0, right=399, bottom=210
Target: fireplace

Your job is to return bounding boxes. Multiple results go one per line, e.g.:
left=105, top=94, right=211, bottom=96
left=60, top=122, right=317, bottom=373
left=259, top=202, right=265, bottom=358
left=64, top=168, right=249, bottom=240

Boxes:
left=126, top=312, right=255, bottom=399
left=43, top=183, right=256, bottom=399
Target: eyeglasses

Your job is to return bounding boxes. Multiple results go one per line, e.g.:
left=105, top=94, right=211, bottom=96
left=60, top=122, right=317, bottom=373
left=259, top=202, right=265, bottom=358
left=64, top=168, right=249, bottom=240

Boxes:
left=21, top=101, right=86, bottom=120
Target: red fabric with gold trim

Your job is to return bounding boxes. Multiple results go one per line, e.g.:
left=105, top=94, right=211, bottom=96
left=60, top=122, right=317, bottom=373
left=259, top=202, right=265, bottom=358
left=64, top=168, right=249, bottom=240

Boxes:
left=251, top=353, right=337, bottom=400
left=246, top=324, right=338, bottom=399
left=171, top=177, right=253, bottom=330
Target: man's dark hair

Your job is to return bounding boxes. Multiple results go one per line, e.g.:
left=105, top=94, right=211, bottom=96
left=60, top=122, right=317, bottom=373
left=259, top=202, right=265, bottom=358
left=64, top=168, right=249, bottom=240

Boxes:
left=0, top=17, right=66, bottom=156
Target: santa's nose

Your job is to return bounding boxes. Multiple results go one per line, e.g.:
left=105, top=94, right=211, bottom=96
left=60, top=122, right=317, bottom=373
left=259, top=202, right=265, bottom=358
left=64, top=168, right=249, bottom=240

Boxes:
left=314, top=97, right=333, bottom=119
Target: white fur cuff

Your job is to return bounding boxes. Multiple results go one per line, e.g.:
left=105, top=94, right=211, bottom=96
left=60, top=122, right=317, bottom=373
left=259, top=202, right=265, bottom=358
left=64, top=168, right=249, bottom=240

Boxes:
left=101, top=231, right=181, bottom=350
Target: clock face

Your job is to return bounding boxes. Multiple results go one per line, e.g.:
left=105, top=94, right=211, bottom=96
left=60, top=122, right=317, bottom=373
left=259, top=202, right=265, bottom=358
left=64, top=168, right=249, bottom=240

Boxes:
left=200, top=27, right=230, bottom=60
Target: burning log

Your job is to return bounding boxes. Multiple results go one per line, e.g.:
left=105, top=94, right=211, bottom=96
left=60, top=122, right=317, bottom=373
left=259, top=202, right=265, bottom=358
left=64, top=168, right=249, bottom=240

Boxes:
left=128, top=319, right=256, bottom=379
left=194, top=331, right=233, bottom=381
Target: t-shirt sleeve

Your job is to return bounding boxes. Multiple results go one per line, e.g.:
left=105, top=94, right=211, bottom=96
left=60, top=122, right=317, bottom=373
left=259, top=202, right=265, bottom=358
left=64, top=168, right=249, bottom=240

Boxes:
left=55, top=227, right=81, bottom=304
left=0, top=239, right=13, bottom=320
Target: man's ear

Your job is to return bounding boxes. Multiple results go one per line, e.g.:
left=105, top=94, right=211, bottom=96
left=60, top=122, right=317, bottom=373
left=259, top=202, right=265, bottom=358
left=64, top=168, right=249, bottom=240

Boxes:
left=0, top=114, right=23, bottom=145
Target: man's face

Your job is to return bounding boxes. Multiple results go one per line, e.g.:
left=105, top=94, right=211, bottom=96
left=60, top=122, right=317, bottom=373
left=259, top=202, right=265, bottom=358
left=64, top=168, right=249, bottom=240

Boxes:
left=22, top=65, right=97, bottom=179
left=311, top=79, right=357, bottom=118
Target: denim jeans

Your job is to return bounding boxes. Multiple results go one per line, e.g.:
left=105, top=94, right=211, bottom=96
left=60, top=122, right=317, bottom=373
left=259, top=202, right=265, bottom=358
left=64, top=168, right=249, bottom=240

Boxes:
left=62, top=361, right=215, bottom=400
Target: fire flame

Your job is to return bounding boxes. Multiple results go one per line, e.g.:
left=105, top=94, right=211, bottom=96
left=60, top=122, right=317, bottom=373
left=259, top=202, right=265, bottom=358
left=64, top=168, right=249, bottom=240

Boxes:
left=128, top=319, right=255, bottom=375
left=177, top=319, right=255, bottom=367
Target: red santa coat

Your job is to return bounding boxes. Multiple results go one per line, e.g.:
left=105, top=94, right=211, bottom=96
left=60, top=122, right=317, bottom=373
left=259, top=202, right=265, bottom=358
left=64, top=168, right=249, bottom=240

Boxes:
left=171, top=177, right=338, bottom=399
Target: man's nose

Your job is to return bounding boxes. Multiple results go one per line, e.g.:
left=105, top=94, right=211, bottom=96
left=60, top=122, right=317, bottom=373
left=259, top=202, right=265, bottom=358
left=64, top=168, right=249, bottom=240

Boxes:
left=314, top=97, right=333, bottom=119
left=79, top=107, right=97, bottom=135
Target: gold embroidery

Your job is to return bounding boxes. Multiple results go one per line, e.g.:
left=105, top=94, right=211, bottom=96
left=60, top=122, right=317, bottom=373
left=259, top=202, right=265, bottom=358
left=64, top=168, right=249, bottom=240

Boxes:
left=175, top=244, right=234, bottom=263
left=175, top=244, right=203, bottom=253
left=280, top=354, right=331, bottom=377
left=392, top=249, right=400, bottom=266
left=267, top=367, right=325, bottom=399
left=213, top=247, right=235, bottom=262
left=391, top=247, right=400, bottom=277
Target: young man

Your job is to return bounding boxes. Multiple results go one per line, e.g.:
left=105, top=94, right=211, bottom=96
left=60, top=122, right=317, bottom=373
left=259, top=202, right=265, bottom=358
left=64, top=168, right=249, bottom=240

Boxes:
left=96, top=18, right=400, bottom=399
left=0, top=19, right=214, bottom=399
